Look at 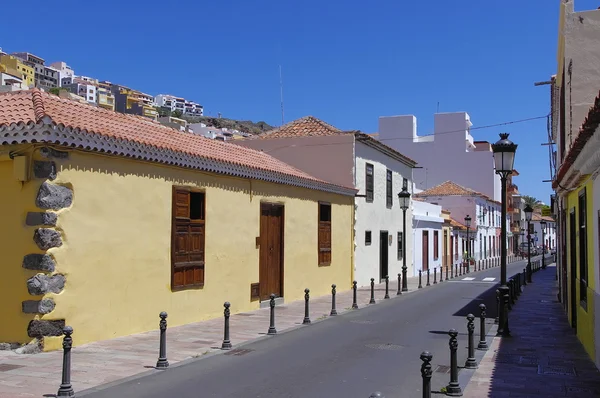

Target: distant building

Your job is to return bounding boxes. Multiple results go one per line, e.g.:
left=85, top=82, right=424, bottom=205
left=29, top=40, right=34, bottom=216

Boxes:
left=110, top=83, right=157, bottom=119
left=155, top=94, right=203, bottom=116
left=0, top=55, right=34, bottom=87
left=97, top=84, right=115, bottom=111
left=50, top=61, right=74, bottom=87
left=11, top=52, right=58, bottom=89
left=63, top=81, right=97, bottom=104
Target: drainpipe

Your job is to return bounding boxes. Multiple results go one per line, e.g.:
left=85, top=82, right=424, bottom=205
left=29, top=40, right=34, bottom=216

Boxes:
left=350, top=198, right=355, bottom=287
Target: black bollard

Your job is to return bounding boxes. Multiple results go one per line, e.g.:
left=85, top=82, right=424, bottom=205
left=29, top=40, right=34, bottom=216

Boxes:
left=465, top=314, right=477, bottom=369
left=384, top=275, right=390, bottom=299
left=397, top=273, right=402, bottom=296
left=446, top=329, right=463, bottom=396
left=418, top=270, right=423, bottom=289
left=303, top=289, right=311, bottom=324
left=222, top=302, right=232, bottom=350
left=369, top=393, right=385, bottom=398
left=370, top=278, right=376, bottom=304
left=156, top=312, right=169, bottom=369
left=495, top=289, right=500, bottom=324
left=330, top=284, right=338, bottom=315
left=57, top=326, right=74, bottom=397
left=426, top=269, right=431, bottom=286
left=523, top=268, right=527, bottom=286
left=477, top=304, right=488, bottom=350
left=268, top=294, right=277, bottom=335
left=446, top=264, right=449, bottom=281
left=433, top=267, right=437, bottom=284
left=502, top=290, right=511, bottom=336
left=507, top=280, right=514, bottom=309
left=352, top=281, right=359, bottom=309
left=420, top=351, right=433, bottom=398
left=454, top=263, right=458, bottom=278
left=459, top=263, right=462, bottom=276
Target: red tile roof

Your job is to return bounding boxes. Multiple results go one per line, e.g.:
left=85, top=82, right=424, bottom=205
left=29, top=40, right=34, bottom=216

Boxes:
left=553, top=90, right=600, bottom=189
left=0, top=90, right=355, bottom=195
left=415, top=181, right=501, bottom=205
left=449, top=218, right=467, bottom=230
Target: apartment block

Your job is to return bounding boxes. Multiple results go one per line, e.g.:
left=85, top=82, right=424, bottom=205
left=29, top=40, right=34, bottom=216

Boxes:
left=0, top=55, right=34, bottom=87
left=155, top=93, right=203, bottom=116
left=12, top=52, right=58, bottom=89
left=50, top=61, right=74, bottom=87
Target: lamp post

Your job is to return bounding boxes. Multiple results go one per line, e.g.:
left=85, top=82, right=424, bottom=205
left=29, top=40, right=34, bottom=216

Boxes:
left=492, top=133, right=518, bottom=337
left=524, top=204, right=533, bottom=283
left=464, top=215, right=471, bottom=273
left=540, top=220, right=547, bottom=270
left=398, top=187, right=411, bottom=292
left=520, top=228, right=525, bottom=258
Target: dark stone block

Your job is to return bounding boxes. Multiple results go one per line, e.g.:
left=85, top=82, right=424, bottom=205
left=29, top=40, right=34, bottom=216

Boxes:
left=33, top=161, right=57, bottom=180
left=25, top=212, right=57, bottom=226
left=22, top=254, right=56, bottom=272
left=22, top=299, right=55, bottom=314
left=33, top=228, right=62, bottom=250
left=39, top=147, right=69, bottom=159
left=27, top=319, right=65, bottom=338
left=27, top=274, right=65, bottom=295
left=35, top=182, right=73, bottom=210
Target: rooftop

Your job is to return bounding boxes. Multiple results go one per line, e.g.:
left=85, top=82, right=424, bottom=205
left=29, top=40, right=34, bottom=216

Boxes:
left=415, top=180, right=501, bottom=205
left=0, top=89, right=355, bottom=196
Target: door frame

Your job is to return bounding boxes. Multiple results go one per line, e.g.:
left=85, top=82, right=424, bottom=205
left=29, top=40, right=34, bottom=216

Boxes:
left=259, top=202, right=285, bottom=301
left=569, top=208, right=577, bottom=331
left=379, top=230, right=389, bottom=281
left=422, top=230, right=429, bottom=271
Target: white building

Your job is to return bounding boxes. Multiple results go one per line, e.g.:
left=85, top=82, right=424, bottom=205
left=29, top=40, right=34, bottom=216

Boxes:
left=49, top=62, right=74, bottom=87
left=412, top=200, right=444, bottom=276
left=236, top=116, right=417, bottom=286
left=63, top=81, right=97, bottom=104
left=155, top=94, right=203, bottom=116
left=378, top=112, right=502, bottom=201
left=0, top=71, right=25, bottom=89
left=415, top=181, right=507, bottom=265
left=529, top=213, right=557, bottom=251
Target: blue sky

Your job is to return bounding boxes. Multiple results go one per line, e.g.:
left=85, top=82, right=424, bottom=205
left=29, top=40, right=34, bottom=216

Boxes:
left=2, top=0, right=595, bottom=203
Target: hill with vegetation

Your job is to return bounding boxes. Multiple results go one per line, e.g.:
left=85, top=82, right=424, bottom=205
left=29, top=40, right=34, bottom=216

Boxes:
left=179, top=115, right=274, bottom=136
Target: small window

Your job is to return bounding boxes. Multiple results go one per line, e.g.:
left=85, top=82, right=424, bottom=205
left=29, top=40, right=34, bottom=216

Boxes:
left=365, top=231, right=372, bottom=245
left=397, top=232, right=403, bottom=260
left=434, top=230, right=439, bottom=260
left=318, top=203, right=332, bottom=265
left=365, top=163, right=374, bottom=203
left=386, top=169, right=393, bottom=208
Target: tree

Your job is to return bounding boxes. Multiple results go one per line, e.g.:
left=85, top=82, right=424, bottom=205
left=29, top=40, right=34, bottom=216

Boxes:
left=172, top=110, right=183, bottom=118
left=157, top=107, right=172, bottom=117
left=522, top=195, right=542, bottom=209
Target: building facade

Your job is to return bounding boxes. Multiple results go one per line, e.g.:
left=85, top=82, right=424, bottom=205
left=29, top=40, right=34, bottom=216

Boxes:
left=236, top=116, right=416, bottom=286
left=412, top=200, right=444, bottom=276
left=0, top=55, right=34, bottom=87
left=155, top=94, right=203, bottom=117
left=552, top=0, right=600, bottom=367
left=0, top=89, right=356, bottom=350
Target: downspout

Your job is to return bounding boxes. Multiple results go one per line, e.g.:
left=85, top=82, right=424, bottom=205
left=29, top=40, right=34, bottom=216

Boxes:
left=350, top=198, right=355, bottom=288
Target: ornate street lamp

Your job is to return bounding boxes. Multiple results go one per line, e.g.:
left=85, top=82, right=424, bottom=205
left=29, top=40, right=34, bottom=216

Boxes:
left=464, top=215, right=472, bottom=273
left=524, top=204, right=534, bottom=283
left=520, top=228, right=525, bottom=258
left=492, top=133, right=518, bottom=337
left=540, top=220, right=547, bottom=269
left=398, top=187, right=411, bottom=292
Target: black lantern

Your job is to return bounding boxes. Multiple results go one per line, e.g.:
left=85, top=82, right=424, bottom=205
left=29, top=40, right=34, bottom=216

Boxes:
left=398, top=187, right=411, bottom=210
left=398, top=187, right=411, bottom=292
left=524, top=204, right=533, bottom=222
left=464, top=215, right=472, bottom=228
left=492, top=133, right=518, bottom=176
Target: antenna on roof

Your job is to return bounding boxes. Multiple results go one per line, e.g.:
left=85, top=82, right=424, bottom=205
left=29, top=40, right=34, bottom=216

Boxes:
left=437, top=102, right=440, bottom=113
left=279, top=65, right=285, bottom=125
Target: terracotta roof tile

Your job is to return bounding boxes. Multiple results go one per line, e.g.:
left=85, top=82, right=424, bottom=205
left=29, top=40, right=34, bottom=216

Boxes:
left=255, top=116, right=343, bottom=139
left=449, top=217, right=467, bottom=230
left=0, top=90, right=355, bottom=194
left=415, top=181, right=501, bottom=205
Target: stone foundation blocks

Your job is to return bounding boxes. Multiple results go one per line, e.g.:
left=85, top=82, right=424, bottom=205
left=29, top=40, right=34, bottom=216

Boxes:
left=27, top=274, right=65, bottom=295
left=27, top=320, right=65, bottom=338
left=26, top=212, right=58, bottom=227
left=36, top=182, right=73, bottom=210
left=22, top=299, right=56, bottom=314
left=34, top=228, right=62, bottom=250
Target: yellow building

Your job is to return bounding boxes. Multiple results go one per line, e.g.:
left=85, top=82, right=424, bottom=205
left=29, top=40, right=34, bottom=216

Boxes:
left=96, top=87, right=115, bottom=111
left=441, top=210, right=453, bottom=277
left=0, top=89, right=356, bottom=350
left=0, top=55, right=34, bottom=87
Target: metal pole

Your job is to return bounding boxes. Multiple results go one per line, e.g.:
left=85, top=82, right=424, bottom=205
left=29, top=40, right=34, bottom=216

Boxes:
left=477, top=304, right=488, bottom=350
left=397, top=273, right=402, bottom=296
left=352, top=281, right=359, bottom=309
left=433, top=267, right=437, bottom=284
left=426, top=269, right=431, bottom=286
left=402, top=208, right=408, bottom=291
left=384, top=276, right=390, bottom=299
left=542, top=226, right=546, bottom=269
left=465, top=314, right=477, bottom=369
left=268, top=294, right=277, bottom=335
left=222, top=302, right=232, bottom=349
left=57, top=326, right=74, bottom=397
left=370, top=278, right=376, bottom=304
left=303, top=289, right=311, bottom=324
left=527, top=220, right=532, bottom=283
left=156, top=312, right=169, bottom=369
left=418, top=270, right=423, bottom=289
left=500, top=175, right=507, bottom=286
left=330, top=284, right=338, bottom=315
left=420, top=351, right=433, bottom=398
left=446, top=329, right=463, bottom=396
left=495, top=289, right=499, bottom=324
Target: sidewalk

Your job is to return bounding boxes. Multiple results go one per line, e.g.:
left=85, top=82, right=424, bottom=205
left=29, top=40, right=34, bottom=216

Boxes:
left=1, top=273, right=434, bottom=398
left=463, top=264, right=600, bottom=398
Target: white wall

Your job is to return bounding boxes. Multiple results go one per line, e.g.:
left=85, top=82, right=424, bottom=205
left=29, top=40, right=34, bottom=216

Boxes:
left=412, top=201, right=443, bottom=275
left=354, top=141, right=413, bottom=286
left=531, top=219, right=557, bottom=250
left=378, top=112, right=502, bottom=201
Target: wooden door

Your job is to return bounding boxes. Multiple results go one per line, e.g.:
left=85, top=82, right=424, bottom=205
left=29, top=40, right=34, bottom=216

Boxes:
left=569, top=209, right=577, bottom=331
left=443, top=231, right=448, bottom=268
left=379, top=231, right=389, bottom=281
left=450, top=236, right=454, bottom=264
left=422, top=231, right=429, bottom=271
left=259, top=203, right=284, bottom=300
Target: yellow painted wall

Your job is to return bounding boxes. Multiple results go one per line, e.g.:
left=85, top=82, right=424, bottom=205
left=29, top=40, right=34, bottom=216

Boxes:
left=2, top=147, right=353, bottom=347
left=0, top=56, right=34, bottom=87
left=566, top=181, right=596, bottom=359
left=0, top=152, right=44, bottom=343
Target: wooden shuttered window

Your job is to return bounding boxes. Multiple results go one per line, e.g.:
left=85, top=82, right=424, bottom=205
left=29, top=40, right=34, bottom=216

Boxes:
left=386, top=169, right=393, bottom=208
left=366, top=163, right=374, bottom=203
left=318, top=203, right=332, bottom=265
left=433, top=231, right=439, bottom=260
left=172, top=187, right=205, bottom=290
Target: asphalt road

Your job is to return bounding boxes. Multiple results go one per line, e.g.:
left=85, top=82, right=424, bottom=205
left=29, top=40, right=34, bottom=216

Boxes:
left=83, top=257, right=540, bottom=398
